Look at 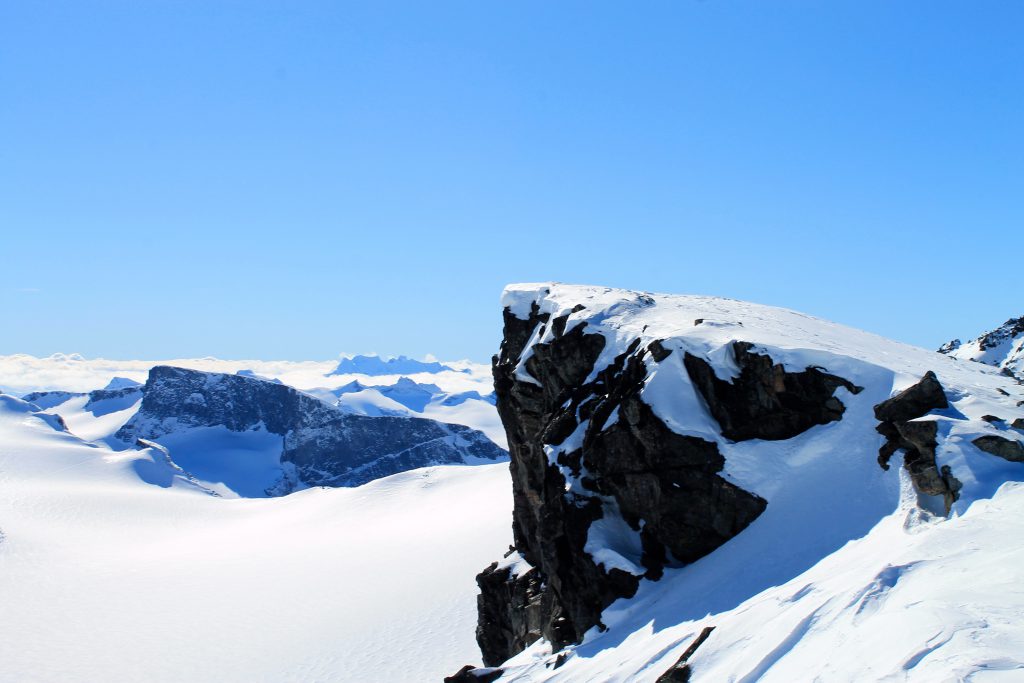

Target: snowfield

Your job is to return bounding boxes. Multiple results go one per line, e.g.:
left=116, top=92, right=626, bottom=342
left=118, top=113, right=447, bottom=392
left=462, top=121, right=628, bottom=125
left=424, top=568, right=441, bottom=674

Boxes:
left=0, top=395, right=511, bottom=683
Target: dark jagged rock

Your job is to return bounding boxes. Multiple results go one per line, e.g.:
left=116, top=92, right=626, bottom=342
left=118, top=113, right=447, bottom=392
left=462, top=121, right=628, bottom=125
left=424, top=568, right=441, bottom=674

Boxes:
left=973, top=435, right=1024, bottom=462
left=1013, top=418, right=1024, bottom=430
left=477, top=306, right=768, bottom=665
left=656, top=625, right=717, bottom=683
left=116, top=366, right=506, bottom=492
left=443, top=665, right=503, bottom=683
left=476, top=562, right=546, bottom=667
left=873, top=371, right=949, bottom=423
left=981, top=415, right=1004, bottom=423
left=684, top=342, right=862, bottom=441
left=874, top=372, right=961, bottom=511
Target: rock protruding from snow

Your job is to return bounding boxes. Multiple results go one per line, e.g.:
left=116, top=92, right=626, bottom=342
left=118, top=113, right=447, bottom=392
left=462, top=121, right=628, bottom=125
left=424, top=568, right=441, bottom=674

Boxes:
left=477, top=296, right=769, bottom=664
left=973, top=435, right=1024, bottom=462
left=117, top=366, right=506, bottom=493
left=684, top=341, right=862, bottom=441
left=874, top=371, right=961, bottom=511
left=873, top=370, right=949, bottom=423
left=473, top=283, right=1024, bottom=675
left=940, top=315, right=1024, bottom=379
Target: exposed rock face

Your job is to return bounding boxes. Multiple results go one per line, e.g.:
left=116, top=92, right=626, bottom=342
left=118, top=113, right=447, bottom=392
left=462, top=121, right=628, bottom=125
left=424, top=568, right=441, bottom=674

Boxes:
left=116, top=366, right=506, bottom=491
left=939, top=315, right=1024, bottom=380
left=874, top=371, right=948, bottom=423
left=973, top=435, right=1024, bottom=462
left=684, top=342, right=862, bottom=441
left=874, top=371, right=961, bottom=510
left=477, top=298, right=872, bottom=665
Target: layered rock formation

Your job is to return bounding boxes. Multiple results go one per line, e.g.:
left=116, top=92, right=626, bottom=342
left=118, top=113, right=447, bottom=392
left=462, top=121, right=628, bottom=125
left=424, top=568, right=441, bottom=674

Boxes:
left=475, top=291, right=867, bottom=666
left=873, top=371, right=962, bottom=511
left=116, top=365, right=506, bottom=492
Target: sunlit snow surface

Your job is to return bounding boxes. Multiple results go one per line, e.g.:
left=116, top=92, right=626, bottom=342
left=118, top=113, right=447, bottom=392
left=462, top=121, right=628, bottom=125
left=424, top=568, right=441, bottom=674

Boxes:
left=3, top=286, right=1023, bottom=682
left=494, top=283, right=1024, bottom=682
left=0, top=395, right=512, bottom=682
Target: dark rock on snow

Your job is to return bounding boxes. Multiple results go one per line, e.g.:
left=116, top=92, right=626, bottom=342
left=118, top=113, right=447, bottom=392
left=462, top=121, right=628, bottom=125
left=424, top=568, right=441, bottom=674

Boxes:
left=655, top=625, right=717, bottom=683
left=973, top=435, right=1024, bottom=462
left=684, top=341, right=862, bottom=441
left=873, top=371, right=948, bottom=423
left=474, top=301, right=861, bottom=666
left=443, top=665, right=503, bottom=683
left=874, top=371, right=961, bottom=511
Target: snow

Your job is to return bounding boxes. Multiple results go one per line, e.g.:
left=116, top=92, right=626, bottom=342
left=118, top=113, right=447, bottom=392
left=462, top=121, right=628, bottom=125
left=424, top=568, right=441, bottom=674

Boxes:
left=941, top=316, right=1024, bottom=379
left=498, top=469, right=1024, bottom=682
left=491, top=283, right=1024, bottom=682
left=0, top=397, right=512, bottom=682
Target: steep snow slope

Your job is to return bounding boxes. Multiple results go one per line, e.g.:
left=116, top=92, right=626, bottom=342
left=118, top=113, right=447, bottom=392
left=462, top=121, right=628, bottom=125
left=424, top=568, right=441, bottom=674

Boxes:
left=940, top=316, right=1024, bottom=379
left=498, top=470, right=1024, bottom=682
left=0, top=395, right=512, bottom=682
left=474, top=283, right=1024, bottom=682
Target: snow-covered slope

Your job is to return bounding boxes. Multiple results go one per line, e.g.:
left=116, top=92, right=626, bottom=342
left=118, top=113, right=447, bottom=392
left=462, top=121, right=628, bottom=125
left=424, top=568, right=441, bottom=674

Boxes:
left=468, top=283, right=1024, bottom=682
left=940, top=315, right=1024, bottom=380
left=0, top=394, right=512, bottom=682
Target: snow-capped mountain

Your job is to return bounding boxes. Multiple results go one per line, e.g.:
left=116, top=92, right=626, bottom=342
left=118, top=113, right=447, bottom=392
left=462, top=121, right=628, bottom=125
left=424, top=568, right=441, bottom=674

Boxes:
left=114, top=365, right=505, bottom=496
left=940, top=315, right=1024, bottom=380
left=453, top=283, right=1024, bottom=682
left=0, top=352, right=504, bottom=447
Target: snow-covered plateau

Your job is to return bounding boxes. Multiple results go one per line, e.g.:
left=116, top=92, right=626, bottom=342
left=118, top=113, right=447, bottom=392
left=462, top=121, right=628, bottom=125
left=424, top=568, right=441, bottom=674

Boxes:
left=1, top=286, right=1023, bottom=683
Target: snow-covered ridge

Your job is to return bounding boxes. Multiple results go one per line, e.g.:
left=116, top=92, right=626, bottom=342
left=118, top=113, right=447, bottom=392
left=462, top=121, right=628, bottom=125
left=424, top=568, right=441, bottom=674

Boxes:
left=940, top=314, right=1024, bottom=379
left=470, top=282, right=1024, bottom=682
left=115, top=365, right=506, bottom=496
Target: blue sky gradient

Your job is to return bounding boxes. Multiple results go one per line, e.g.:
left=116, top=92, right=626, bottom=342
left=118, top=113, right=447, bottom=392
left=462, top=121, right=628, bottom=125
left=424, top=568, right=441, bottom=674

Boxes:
left=2, top=1, right=1020, bottom=361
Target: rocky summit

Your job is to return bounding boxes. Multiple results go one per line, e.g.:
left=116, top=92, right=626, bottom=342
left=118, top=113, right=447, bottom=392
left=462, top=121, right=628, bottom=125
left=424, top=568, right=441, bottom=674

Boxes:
left=468, top=283, right=1024, bottom=678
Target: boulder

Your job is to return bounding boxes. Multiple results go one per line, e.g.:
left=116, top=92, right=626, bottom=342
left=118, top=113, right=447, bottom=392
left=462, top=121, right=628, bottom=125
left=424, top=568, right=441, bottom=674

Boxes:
left=973, top=435, right=1024, bottom=462
left=873, top=371, right=948, bottom=423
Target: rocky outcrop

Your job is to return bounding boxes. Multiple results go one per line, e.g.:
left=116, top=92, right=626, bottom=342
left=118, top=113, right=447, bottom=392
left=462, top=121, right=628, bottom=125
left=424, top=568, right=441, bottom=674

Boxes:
left=973, top=435, right=1024, bottom=462
left=655, top=625, right=716, bottom=683
left=475, top=297, right=868, bottom=666
left=443, top=666, right=503, bottom=683
left=116, top=366, right=506, bottom=492
left=874, top=371, right=948, bottom=423
left=874, top=371, right=961, bottom=510
left=939, top=315, right=1024, bottom=380
left=684, top=342, right=862, bottom=441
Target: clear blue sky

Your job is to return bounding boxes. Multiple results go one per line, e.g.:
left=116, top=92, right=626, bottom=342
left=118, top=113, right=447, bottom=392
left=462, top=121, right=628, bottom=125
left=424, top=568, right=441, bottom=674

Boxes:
left=2, top=1, right=1020, bottom=362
